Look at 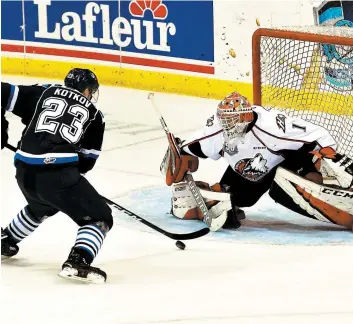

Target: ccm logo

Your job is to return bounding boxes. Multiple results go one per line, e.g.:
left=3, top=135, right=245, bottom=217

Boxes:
left=322, top=188, right=353, bottom=199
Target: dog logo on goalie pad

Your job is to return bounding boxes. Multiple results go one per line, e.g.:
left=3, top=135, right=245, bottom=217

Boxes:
left=234, top=153, right=269, bottom=181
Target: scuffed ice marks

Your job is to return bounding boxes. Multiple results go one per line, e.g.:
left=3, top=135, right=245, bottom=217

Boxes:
left=116, top=185, right=353, bottom=245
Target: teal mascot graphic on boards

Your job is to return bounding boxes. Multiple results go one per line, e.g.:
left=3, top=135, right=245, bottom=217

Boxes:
left=314, top=0, right=353, bottom=91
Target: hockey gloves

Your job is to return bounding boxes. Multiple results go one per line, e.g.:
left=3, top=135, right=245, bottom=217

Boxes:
left=160, top=135, right=199, bottom=186
left=311, top=147, right=353, bottom=189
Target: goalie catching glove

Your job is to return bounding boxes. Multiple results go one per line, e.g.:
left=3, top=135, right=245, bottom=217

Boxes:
left=311, top=147, right=353, bottom=189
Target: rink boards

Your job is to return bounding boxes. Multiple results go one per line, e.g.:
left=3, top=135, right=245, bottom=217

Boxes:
left=3, top=0, right=344, bottom=101
left=1, top=0, right=252, bottom=100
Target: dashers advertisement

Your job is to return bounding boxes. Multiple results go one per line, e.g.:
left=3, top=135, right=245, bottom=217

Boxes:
left=1, top=0, right=215, bottom=74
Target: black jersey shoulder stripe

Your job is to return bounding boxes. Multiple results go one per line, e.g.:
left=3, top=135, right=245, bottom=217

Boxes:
left=186, top=142, right=208, bottom=158
left=6, top=84, right=19, bottom=112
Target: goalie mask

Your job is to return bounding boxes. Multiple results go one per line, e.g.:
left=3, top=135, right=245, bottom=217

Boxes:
left=216, top=92, right=253, bottom=151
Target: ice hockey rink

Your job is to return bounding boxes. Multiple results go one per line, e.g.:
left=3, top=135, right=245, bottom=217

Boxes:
left=1, top=75, right=353, bottom=324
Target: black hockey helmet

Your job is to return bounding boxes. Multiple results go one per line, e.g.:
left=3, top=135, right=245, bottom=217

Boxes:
left=64, top=68, right=99, bottom=101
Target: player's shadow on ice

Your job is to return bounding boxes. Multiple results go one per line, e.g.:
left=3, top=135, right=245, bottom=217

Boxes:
left=2, top=258, right=65, bottom=281
left=238, top=216, right=349, bottom=233
left=1, top=257, right=36, bottom=267
left=2, top=258, right=62, bottom=271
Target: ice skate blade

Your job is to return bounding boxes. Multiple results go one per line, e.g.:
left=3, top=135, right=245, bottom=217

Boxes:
left=58, top=267, right=106, bottom=284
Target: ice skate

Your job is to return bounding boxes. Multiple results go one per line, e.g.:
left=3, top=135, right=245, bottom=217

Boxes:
left=58, top=247, right=107, bottom=284
left=222, top=208, right=246, bottom=229
left=1, top=228, right=19, bottom=260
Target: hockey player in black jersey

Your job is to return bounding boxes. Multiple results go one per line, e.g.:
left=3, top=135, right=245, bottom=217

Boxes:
left=1, top=69, right=112, bottom=283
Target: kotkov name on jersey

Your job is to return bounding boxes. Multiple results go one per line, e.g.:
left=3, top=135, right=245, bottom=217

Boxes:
left=34, top=0, right=175, bottom=53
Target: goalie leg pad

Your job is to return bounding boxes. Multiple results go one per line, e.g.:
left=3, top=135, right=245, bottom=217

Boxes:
left=171, top=181, right=232, bottom=221
left=171, top=182, right=202, bottom=220
left=271, top=167, right=353, bottom=229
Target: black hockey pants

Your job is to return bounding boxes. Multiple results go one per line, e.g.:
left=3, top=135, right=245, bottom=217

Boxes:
left=220, top=166, right=277, bottom=207
left=15, top=162, right=113, bottom=229
left=220, top=151, right=318, bottom=208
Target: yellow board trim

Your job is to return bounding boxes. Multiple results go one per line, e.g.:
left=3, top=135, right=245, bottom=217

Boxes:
left=3, top=56, right=352, bottom=116
left=1, top=56, right=253, bottom=101
left=262, top=85, right=353, bottom=115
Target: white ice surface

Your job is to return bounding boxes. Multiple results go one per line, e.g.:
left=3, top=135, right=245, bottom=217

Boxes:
left=1, top=76, right=352, bottom=324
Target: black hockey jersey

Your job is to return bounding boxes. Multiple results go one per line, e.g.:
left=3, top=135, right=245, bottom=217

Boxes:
left=1, top=82, right=44, bottom=125
left=2, top=82, right=104, bottom=173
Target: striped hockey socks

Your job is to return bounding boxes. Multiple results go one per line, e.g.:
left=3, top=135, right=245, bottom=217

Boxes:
left=73, top=224, right=106, bottom=264
left=6, top=206, right=42, bottom=243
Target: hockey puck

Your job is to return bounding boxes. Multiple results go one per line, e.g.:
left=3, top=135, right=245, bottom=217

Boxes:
left=175, top=240, right=186, bottom=250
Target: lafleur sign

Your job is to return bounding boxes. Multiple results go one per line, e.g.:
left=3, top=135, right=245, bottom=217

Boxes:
left=34, top=0, right=176, bottom=52
left=1, top=0, right=215, bottom=74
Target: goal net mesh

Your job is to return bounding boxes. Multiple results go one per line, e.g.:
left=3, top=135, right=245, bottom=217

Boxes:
left=258, top=26, right=353, bottom=158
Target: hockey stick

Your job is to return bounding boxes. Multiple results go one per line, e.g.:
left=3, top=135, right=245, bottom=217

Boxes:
left=4, top=143, right=209, bottom=240
left=5, top=143, right=17, bottom=152
left=103, top=196, right=209, bottom=240
left=147, top=93, right=216, bottom=229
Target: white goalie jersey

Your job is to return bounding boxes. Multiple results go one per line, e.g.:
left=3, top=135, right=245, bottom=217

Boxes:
left=182, top=106, right=337, bottom=182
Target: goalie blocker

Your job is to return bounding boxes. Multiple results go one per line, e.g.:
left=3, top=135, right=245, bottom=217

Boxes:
left=270, top=167, right=353, bottom=229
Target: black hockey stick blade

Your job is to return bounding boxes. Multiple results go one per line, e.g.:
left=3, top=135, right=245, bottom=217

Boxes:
left=103, top=196, right=210, bottom=240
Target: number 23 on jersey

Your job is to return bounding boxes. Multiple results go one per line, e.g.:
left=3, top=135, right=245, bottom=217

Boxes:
left=35, top=97, right=89, bottom=144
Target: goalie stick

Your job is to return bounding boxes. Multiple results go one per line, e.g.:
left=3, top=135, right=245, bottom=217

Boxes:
left=147, top=93, right=218, bottom=230
left=5, top=143, right=209, bottom=241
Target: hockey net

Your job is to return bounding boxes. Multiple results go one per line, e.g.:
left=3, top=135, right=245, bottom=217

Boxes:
left=252, top=26, right=353, bottom=158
